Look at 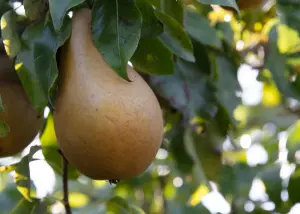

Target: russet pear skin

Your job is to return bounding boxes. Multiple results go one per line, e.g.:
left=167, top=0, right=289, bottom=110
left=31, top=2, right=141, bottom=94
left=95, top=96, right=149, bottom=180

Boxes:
left=0, top=56, right=44, bottom=157
left=53, top=9, right=164, bottom=180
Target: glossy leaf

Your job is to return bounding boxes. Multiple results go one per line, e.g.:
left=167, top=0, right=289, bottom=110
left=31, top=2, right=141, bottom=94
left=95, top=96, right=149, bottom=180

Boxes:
left=92, top=0, right=142, bottom=81
left=15, top=17, right=71, bottom=112
left=49, top=0, right=86, bottom=31
left=154, top=10, right=195, bottom=62
left=150, top=58, right=217, bottom=120
left=40, top=114, right=80, bottom=179
left=131, top=37, right=174, bottom=75
left=184, top=10, right=222, bottom=49
left=0, top=11, right=22, bottom=58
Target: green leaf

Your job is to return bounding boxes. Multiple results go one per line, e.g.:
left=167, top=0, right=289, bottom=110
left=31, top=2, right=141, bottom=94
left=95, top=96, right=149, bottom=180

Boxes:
left=0, top=11, right=22, bottom=58
left=196, top=0, right=240, bottom=14
left=0, top=120, right=9, bottom=138
left=258, top=165, right=282, bottom=206
left=131, top=37, right=174, bottom=75
left=49, top=0, right=86, bottom=31
left=265, top=25, right=300, bottom=101
left=150, top=58, right=217, bottom=120
left=10, top=198, right=39, bottom=214
left=0, top=95, right=3, bottom=112
left=14, top=146, right=40, bottom=201
left=288, top=167, right=300, bottom=204
left=214, top=56, right=241, bottom=123
left=154, top=10, right=195, bottom=62
left=160, top=0, right=184, bottom=25
left=106, top=196, right=146, bottom=214
left=215, top=21, right=234, bottom=45
left=15, top=17, right=71, bottom=112
left=24, top=0, right=48, bottom=21
left=277, top=1, right=300, bottom=35
left=184, top=10, right=222, bottom=49
left=92, top=0, right=142, bottom=81
left=136, top=0, right=163, bottom=38
left=286, top=120, right=300, bottom=162
left=40, top=114, right=80, bottom=179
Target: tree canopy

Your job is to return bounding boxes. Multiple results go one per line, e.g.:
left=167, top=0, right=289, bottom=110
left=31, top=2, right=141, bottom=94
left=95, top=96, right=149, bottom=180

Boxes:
left=1, top=0, right=300, bottom=213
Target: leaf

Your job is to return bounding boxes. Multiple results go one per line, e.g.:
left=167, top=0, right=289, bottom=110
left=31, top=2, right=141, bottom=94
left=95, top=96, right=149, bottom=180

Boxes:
left=23, top=0, right=48, bottom=21
left=277, top=0, right=300, bottom=35
left=0, top=11, right=22, bottom=58
left=49, top=0, right=85, bottom=31
left=154, top=10, right=195, bottom=62
left=196, top=0, right=240, bottom=14
left=265, top=25, right=300, bottom=101
left=160, top=0, right=184, bottom=25
left=0, top=120, right=9, bottom=138
left=184, top=10, right=222, bottom=49
left=40, top=114, right=80, bottom=179
left=106, top=196, right=146, bottom=214
left=214, top=56, right=241, bottom=123
left=10, top=198, right=39, bottom=214
left=286, top=120, right=300, bottom=162
left=92, top=0, right=142, bottom=81
left=15, top=17, right=71, bottom=112
left=131, top=37, right=174, bottom=75
left=288, top=167, right=300, bottom=204
left=258, top=165, right=282, bottom=206
left=0, top=95, right=3, bottom=112
left=150, top=58, right=217, bottom=120
left=13, top=146, right=40, bottom=201
left=136, top=0, right=163, bottom=38
left=215, top=21, right=234, bottom=45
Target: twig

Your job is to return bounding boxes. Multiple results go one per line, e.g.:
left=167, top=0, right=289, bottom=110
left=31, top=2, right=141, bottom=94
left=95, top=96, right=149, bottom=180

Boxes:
left=59, top=150, right=72, bottom=214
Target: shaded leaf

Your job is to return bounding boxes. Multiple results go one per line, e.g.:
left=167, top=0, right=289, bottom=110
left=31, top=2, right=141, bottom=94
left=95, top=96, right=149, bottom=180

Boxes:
left=196, top=0, right=239, bottom=14
left=15, top=16, right=71, bottom=112
left=10, top=198, right=39, bottom=214
left=265, top=25, right=300, bottom=100
left=214, top=55, right=241, bottom=123
left=160, top=0, right=184, bottom=25
left=24, top=0, right=48, bottom=21
left=288, top=167, right=300, bottom=204
left=184, top=10, right=222, bottom=49
left=49, top=0, right=85, bottom=31
left=0, top=11, right=22, bottom=58
left=154, top=10, right=195, bottom=62
left=136, top=0, right=163, bottom=38
left=286, top=120, right=300, bottom=162
left=0, top=119, right=9, bottom=138
left=131, top=37, right=174, bottom=75
left=14, top=146, right=40, bottom=201
left=106, top=196, right=146, bottom=214
left=258, top=164, right=282, bottom=205
left=40, top=114, right=80, bottom=179
left=92, top=0, right=142, bottom=81
left=277, top=0, right=300, bottom=35
left=150, top=58, right=217, bottom=120
left=215, top=21, right=234, bottom=45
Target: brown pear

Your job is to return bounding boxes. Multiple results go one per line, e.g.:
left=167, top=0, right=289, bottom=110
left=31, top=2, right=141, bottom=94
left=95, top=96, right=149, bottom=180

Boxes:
left=0, top=55, right=44, bottom=157
left=53, top=9, right=164, bottom=180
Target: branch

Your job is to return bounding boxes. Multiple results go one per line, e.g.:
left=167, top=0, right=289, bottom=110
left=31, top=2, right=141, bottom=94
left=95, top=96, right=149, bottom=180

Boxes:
left=59, top=150, right=72, bottom=214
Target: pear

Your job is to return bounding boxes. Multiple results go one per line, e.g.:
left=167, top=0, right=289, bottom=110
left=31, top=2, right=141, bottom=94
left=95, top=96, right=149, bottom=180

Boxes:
left=53, top=9, right=164, bottom=180
left=0, top=55, right=44, bottom=157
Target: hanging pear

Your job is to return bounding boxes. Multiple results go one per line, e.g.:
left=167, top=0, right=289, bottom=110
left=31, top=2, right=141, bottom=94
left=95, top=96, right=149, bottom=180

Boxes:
left=0, top=54, right=44, bottom=157
left=53, top=9, right=164, bottom=180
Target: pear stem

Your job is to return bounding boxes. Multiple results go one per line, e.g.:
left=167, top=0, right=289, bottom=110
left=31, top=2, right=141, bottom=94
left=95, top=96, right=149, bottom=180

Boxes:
left=59, top=150, right=72, bottom=214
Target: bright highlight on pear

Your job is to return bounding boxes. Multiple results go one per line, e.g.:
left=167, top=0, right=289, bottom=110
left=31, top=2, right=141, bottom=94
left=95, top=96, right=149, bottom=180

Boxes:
left=53, top=9, right=164, bottom=180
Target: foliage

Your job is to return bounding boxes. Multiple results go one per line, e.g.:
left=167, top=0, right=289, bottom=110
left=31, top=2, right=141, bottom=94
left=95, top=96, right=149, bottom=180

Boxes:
left=1, top=0, right=300, bottom=213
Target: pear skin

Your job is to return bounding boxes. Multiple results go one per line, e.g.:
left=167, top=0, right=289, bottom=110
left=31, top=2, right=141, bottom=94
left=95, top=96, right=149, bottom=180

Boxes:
left=53, top=9, right=164, bottom=180
left=0, top=55, right=44, bottom=157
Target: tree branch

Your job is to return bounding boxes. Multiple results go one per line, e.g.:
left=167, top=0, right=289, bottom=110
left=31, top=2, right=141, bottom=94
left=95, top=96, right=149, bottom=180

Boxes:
left=59, top=150, right=72, bottom=214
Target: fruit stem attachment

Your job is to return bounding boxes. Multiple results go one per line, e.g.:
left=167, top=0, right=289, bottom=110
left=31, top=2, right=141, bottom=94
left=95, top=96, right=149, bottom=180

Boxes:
left=59, top=150, right=72, bottom=214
